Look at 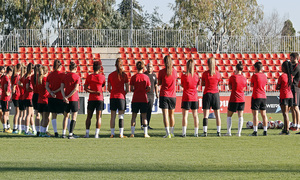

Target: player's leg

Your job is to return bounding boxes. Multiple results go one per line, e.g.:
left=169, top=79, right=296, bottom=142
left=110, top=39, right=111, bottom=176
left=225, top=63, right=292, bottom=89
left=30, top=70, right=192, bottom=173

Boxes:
left=68, top=111, right=78, bottom=139
left=95, top=110, right=102, bottom=138
left=130, top=112, right=137, bottom=137
left=237, top=110, right=244, bottom=136
left=260, top=110, right=268, bottom=136
left=214, top=109, right=221, bottom=136
left=84, top=109, right=94, bottom=138
left=226, top=110, right=234, bottom=136
left=34, top=110, right=40, bottom=135
left=13, top=105, right=20, bottom=133
left=162, top=109, right=170, bottom=138
left=25, top=106, right=34, bottom=135
left=62, top=111, right=69, bottom=138
left=181, top=108, right=188, bottom=137
left=110, top=110, right=116, bottom=137
left=251, top=110, right=258, bottom=136
left=141, top=112, right=149, bottom=137
left=169, top=109, right=175, bottom=137
left=280, top=104, right=289, bottom=135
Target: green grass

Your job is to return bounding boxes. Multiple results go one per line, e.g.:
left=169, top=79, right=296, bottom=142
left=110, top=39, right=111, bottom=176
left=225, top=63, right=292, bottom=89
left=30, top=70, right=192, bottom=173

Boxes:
left=1, top=113, right=300, bottom=179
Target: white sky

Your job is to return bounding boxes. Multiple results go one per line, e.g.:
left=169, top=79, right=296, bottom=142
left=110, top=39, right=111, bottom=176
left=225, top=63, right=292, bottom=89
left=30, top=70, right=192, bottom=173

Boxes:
left=115, top=0, right=300, bottom=33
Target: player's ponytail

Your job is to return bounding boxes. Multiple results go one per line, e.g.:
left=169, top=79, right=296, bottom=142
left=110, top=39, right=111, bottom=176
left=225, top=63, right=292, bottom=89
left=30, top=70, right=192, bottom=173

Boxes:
left=93, top=61, right=101, bottom=72
left=12, top=63, right=21, bottom=83
left=33, top=64, right=41, bottom=86
left=53, top=60, right=62, bottom=71
left=69, top=62, right=77, bottom=71
left=282, top=61, right=293, bottom=87
left=164, top=55, right=173, bottom=76
left=25, top=63, right=34, bottom=78
left=115, top=58, right=124, bottom=81
left=136, top=61, right=145, bottom=71
left=208, top=57, right=216, bottom=76
left=38, top=66, right=43, bottom=85
left=186, top=59, right=194, bottom=77
left=6, top=66, right=13, bottom=74
left=254, top=61, right=263, bottom=72
left=236, top=61, right=243, bottom=72
left=20, top=64, right=26, bottom=78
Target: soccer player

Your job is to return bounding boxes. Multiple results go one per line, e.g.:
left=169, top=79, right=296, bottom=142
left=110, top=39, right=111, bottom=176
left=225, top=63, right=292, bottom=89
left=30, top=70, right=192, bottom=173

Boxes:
left=84, top=61, right=105, bottom=138
left=1, top=66, right=13, bottom=133
left=250, top=62, right=268, bottom=136
left=37, top=66, right=50, bottom=137
left=108, top=58, right=129, bottom=138
left=11, top=64, right=21, bottom=133
left=225, top=61, right=247, bottom=137
left=201, top=57, right=222, bottom=137
left=130, top=61, right=151, bottom=138
left=0, top=66, right=5, bottom=131
left=277, top=61, right=293, bottom=135
left=24, top=63, right=36, bottom=135
left=46, top=60, right=65, bottom=137
left=18, top=65, right=27, bottom=134
left=290, top=53, right=300, bottom=131
left=61, top=62, right=80, bottom=139
left=158, top=55, right=177, bottom=138
left=140, top=62, right=158, bottom=130
left=180, top=59, right=200, bottom=137
left=32, top=64, right=41, bottom=136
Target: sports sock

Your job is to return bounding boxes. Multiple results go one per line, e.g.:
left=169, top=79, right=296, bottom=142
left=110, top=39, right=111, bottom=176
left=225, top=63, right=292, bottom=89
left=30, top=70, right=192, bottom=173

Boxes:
left=36, top=126, right=40, bottom=132
left=238, top=117, right=244, bottom=134
left=293, top=123, right=297, bottom=127
left=203, top=126, right=207, bottom=132
left=227, top=117, right=232, bottom=134
left=3, top=123, right=6, bottom=129
left=32, top=125, right=36, bottom=132
left=25, top=126, right=29, bottom=133
left=22, top=125, right=25, bottom=131
left=46, top=125, right=49, bottom=132
left=111, top=128, right=115, bottom=135
left=62, top=129, right=66, bottom=135
left=263, top=126, right=267, bottom=131
left=194, top=127, right=198, bottom=135
left=52, top=119, right=57, bottom=133
left=13, top=125, right=17, bottom=130
left=217, top=126, right=221, bottom=133
left=119, top=118, right=124, bottom=136
left=86, top=129, right=90, bottom=135
left=41, top=127, right=45, bottom=133
left=7, top=120, right=10, bottom=128
left=67, top=118, right=71, bottom=131
left=144, top=125, right=148, bottom=135
left=298, top=124, right=300, bottom=128
left=95, top=128, right=100, bottom=136
left=119, top=128, right=124, bottom=136
left=170, top=127, right=174, bottom=135
left=203, top=118, right=208, bottom=132
left=165, top=127, right=170, bottom=135
left=131, top=126, right=135, bottom=135
left=253, top=126, right=258, bottom=132
left=182, top=126, right=187, bottom=135
left=18, top=125, right=22, bottom=131
left=69, top=120, right=76, bottom=136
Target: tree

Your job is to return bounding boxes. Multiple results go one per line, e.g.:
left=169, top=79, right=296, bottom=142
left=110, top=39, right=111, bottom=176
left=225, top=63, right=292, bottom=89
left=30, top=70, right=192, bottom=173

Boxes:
left=143, top=7, right=166, bottom=29
left=170, top=0, right=263, bottom=52
left=117, top=0, right=144, bottom=29
left=281, top=19, right=296, bottom=36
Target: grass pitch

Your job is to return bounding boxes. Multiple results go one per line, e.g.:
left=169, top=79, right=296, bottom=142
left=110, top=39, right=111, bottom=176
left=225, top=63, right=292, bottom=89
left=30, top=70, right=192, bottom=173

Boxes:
left=1, top=113, right=300, bottom=179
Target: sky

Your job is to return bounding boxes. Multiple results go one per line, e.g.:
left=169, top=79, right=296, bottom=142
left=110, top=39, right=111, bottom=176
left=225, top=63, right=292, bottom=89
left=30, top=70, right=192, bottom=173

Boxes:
left=115, top=0, right=300, bottom=33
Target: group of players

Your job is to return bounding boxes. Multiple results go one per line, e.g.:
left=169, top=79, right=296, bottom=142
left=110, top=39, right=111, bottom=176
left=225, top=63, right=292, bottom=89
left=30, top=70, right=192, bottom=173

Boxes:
left=0, top=53, right=299, bottom=138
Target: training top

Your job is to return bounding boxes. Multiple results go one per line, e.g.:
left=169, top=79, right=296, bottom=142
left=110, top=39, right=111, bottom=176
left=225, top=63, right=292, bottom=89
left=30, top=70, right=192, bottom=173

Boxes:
left=202, top=70, right=222, bottom=95
left=85, top=73, right=106, bottom=101
left=30, top=75, right=38, bottom=94
left=130, top=73, right=151, bottom=103
left=62, top=72, right=81, bottom=101
left=181, top=73, right=200, bottom=102
left=229, top=74, right=247, bottom=103
left=292, top=63, right=300, bottom=92
left=1, top=75, right=11, bottom=101
left=46, top=70, right=64, bottom=100
left=12, top=74, right=20, bottom=100
left=144, top=72, right=157, bottom=97
left=19, top=76, right=26, bottom=100
left=158, top=68, right=177, bottom=98
left=251, top=72, right=267, bottom=99
left=37, top=76, right=49, bottom=104
left=277, top=73, right=293, bottom=99
left=108, top=71, right=129, bottom=99
left=23, top=76, right=34, bottom=100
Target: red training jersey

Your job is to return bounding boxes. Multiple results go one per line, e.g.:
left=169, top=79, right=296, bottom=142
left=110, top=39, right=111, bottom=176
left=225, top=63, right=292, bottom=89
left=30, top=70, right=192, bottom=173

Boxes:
left=158, top=68, right=177, bottom=97
left=23, top=76, right=33, bottom=100
left=1, top=75, right=11, bottom=101
left=229, top=74, right=247, bottom=103
left=130, top=73, right=151, bottom=103
left=85, top=73, right=106, bottom=101
left=181, top=73, right=200, bottom=102
left=108, top=71, right=129, bottom=99
left=12, top=74, right=20, bottom=100
left=62, top=72, right=80, bottom=101
left=202, top=70, right=222, bottom=95
left=37, top=77, right=49, bottom=104
left=251, top=72, right=267, bottom=99
left=19, top=76, right=25, bottom=100
left=30, top=75, right=38, bottom=94
left=46, top=70, right=64, bottom=100
left=277, top=73, right=293, bottom=99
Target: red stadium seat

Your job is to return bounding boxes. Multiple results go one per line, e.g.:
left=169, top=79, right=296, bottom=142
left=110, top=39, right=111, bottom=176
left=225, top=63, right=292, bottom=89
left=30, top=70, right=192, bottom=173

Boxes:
left=86, top=53, right=93, bottom=60
left=126, top=47, right=132, bottom=54
left=229, top=54, right=236, bottom=60
left=141, top=53, right=148, bottom=60
left=26, top=54, right=33, bottom=60
left=270, top=66, right=278, bottom=72
left=219, top=66, right=226, bottom=72
left=272, top=54, right=278, bottom=60
left=243, top=54, right=250, bottom=60
left=41, top=54, right=48, bottom=60
left=27, top=59, right=34, bottom=64
left=5, top=59, right=11, bottom=66
left=243, top=72, right=251, bottom=79
left=184, top=48, right=191, bottom=54
left=80, top=60, right=87, bottom=66
left=11, top=53, right=18, bottom=60
left=149, top=54, right=156, bottom=60
left=26, top=47, right=33, bottom=54
left=33, top=54, right=41, bottom=60
left=279, top=53, right=286, bottom=60
left=192, top=54, right=200, bottom=60
left=250, top=54, right=257, bottom=60
left=266, top=60, right=274, bottom=66
left=236, top=54, right=243, bottom=60
left=278, top=66, right=282, bottom=72
left=180, top=59, right=187, bottom=66
left=12, top=60, right=19, bottom=65
left=227, top=66, right=234, bottom=72
left=70, top=47, right=77, bottom=54
left=175, top=66, right=182, bottom=72
left=55, top=47, right=62, bottom=54
left=82, top=73, right=88, bottom=79
left=41, top=47, right=47, bottom=54
left=242, top=66, right=248, bottom=71
left=63, top=53, right=71, bottom=60
left=19, top=59, right=27, bottom=65
left=162, top=48, right=168, bottom=54
left=73, top=60, right=79, bottom=65
left=274, top=72, right=280, bottom=79
left=158, top=60, right=164, bottom=66
left=176, top=48, right=183, bottom=54
left=19, top=47, right=25, bottom=54
left=245, top=60, right=253, bottom=66
left=120, top=53, right=126, bottom=60
left=194, top=60, right=201, bottom=66
left=261, top=60, right=267, bottom=65
left=170, top=54, right=178, bottom=60
left=130, top=66, right=137, bottom=72
left=42, top=60, right=49, bottom=66
left=217, top=60, right=224, bottom=66
left=199, top=53, right=207, bottom=60
left=152, top=60, right=158, bottom=66
left=144, top=60, right=150, bottom=65
left=128, top=60, right=135, bottom=66
left=249, top=66, right=255, bottom=72
left=71, top=54, right=78, bottom=60
left=263, top=66, right=270, bottom=72
left=56, top=53, right=63, bottom=60
left=133, top=47, right=139, bottom=54
left=134, top=53, right=141, bottom=60
left=86, top=47, right=92, bottom=54
left=80, top=66, right=87, bottom=72
left=122, top=59, right=128, bottom=66
left=63, top=47, right=70, bottom=54
left=78, top=53, right=85, bottom=60
left=64, top=60, right=71, bottom=66
left=286, top=54, right=290, bottom=60
left=153, top=66, right=160, bottom=72
left=47, top=47, right=54, bottom=54
left=221, top=54, right=228, bottom=60
left=265, top=54, right=271, bottom=60
left=214, top=54, right=221, bottom=60
left=33, top=47, right=40, bottom=54
left=88, top=66, right=93, bottom=73
left=275, top=60, right=281, bottom=66
left=147, top=48, right=154, bottom=54
left=178, top=54, right=185, bottom=60
left=127, top=53, right=134, bottom=60
left=119, top=47, right=125, bottom=53
left=169, top=47, right=176, bottom=54
left=93, top=53, right=100, bottom=60
left=156, top=54, right=163, bottom=60
left=78, top=47, right=85, bottom=54
left=202, top=59, right=208, bottom=65
left=186, top=53, right=192, bottom=60
left=224, top=60, right=231, bottom=66
left=140, top=47, right=146, bottom=54
left=207, top=53, right=214, bottom=59
left=267, top=72, right=273, bottom=79
left=4, top=53, right=11, bottom=60
left=197, top=66, right=204, bottom=72
left=258, top=54, right=264, bottom=60
left=35, top=59, right=42, bottom=65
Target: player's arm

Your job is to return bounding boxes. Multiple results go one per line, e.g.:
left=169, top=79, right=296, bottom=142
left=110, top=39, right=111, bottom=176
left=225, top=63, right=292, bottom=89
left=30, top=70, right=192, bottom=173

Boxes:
left=46, top=82, right=56, bottom=98
left=130, top=84, right=134, bottom=92
left=146, top=86, right=150, bottom=93
left=4, top=83, right=9, bottom=96
left=12, top=84, right=16, bottom=94
left=65, top=84, right=79, bottom=99
left=276, top=77, right=281, bottom=90
left=125, top=83, right=129, bottom=94
left=107, top=81, right=112, bottom=92
left=154, top=84, right=159, bottom=98
left=26, top=82, right=33, bottom=92
left=84, top=84, right=99, bottom=94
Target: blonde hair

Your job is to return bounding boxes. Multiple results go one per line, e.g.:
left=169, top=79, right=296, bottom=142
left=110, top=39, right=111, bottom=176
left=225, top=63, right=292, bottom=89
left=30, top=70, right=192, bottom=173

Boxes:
left=20, top=64, right=27, bottom=78
left=208, top=57, right=216, bottom=76
left=38, top=66, right=48, bottom=85
left=186, top=59, right=194, bottom=77
left=164, top=55, right=173, bottom=76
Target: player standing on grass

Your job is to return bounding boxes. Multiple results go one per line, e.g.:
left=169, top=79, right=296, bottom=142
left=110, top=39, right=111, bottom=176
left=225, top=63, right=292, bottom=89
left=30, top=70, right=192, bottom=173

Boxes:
left=0, top=66, right=5, bottom=132
left=18, top=65, right=27, bottom=134
left=225, top=61, right=247, bottom=137
left=11, top=64, right=21, bottom=134
left=158, top=55, right=177, bottom=138
left=84, top=61, right=105, bottom=138
left=129, top=61, right=151, bottom=138
left=140, top=62, right=158, bottom=130
left=250, top=62, right=268, bottom=136
left=290, top=53, right=300, bottom=131
left=61, top=62, right=80, bottom=139
left=180, top=59, right=200, bottom=137
left=108, top=58, right=129, bottom=138
left=276, top=61, right=293, bottom=135
left=201, top=57, right=222, bottom=137
left=46, top=60, right=65, bottom=137
left=37, top=66, right=50, bottom=137
left=1, top=66, right=13, bottom=133
left=32, top=64, right=41, bottom=136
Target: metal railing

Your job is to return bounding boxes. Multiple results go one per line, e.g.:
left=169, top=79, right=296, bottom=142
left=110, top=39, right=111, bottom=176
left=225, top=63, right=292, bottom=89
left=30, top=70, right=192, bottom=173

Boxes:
left=1, top=29, right=300, bottom=54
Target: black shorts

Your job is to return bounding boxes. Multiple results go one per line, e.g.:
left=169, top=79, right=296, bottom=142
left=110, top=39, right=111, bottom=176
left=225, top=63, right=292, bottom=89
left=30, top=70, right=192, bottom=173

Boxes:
left=292, top=88, right=300, bottom=106
left=132, top=102, right=148, bottom=113
left=280, top=98, right=293, bottom=107
left=48, top=98, right=65, bottom=114
left=32, top=93, right=39, bottom=110
left=159, top=96, right=176, bottom=110
left=64, top=101, right=79, bottom=113
left=19, top=100, right=26, bottom=111
left=110, top=98, right=126, bottom=111
left=228, top=102, right=245, bottom=112
left=12, top=99, right=19, bottom=107
left=38, top=103, right=49, bottom=113
left=181, top=101, right=199, bottom=110
left=251, top=98, right=266, bottom=110
left=87, top=101, right=104, bottom=111
left=202, top=93, right=220, bottom=110
left=23, top=99, right=33, bottom=108
left=1, top=100, right=10, bottom=112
